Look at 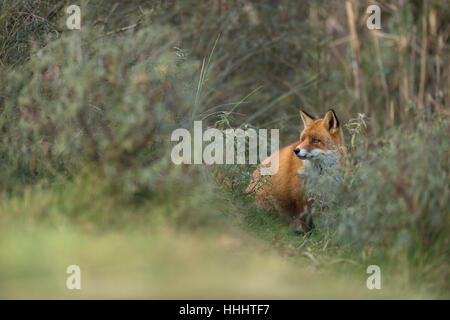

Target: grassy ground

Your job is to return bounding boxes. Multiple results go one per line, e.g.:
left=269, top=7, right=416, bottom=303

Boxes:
left=0, top=176, right=437, bottom=299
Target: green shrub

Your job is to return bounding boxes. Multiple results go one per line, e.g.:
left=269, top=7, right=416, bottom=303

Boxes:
left=0, top=0, right=59, bottom=66
left=302, top=112, right=449, bottom=290
left=0, top=24, right=201, bottom=193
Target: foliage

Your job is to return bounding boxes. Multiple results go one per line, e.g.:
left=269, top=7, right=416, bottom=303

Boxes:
left=302, top=114, right=449, bottom=288
left=0, top=0, right=448, bottom=297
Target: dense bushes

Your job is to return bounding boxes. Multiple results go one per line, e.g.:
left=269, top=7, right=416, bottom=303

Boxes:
left=300, top=113, right=449, bottom=289
left=0, top=0, right=59, bottom=66
left=0, top=0, right=448, bottom=294
left=305, top=113, right=449, bottom=249
left=0, top=23, right=200, bottom=193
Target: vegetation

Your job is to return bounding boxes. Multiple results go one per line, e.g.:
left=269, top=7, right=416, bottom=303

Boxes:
left=0, top=0, right=448, bottom=298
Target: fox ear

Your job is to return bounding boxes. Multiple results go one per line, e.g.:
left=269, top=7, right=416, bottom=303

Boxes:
left=323, top=109, right=340, bottom=133
left=300, top=110, right=315, bottom=127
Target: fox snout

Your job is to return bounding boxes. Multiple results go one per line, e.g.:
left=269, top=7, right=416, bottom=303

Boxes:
left=294, top=147, right=334, bottom=161
left=293, top=147, right=311, bottom=160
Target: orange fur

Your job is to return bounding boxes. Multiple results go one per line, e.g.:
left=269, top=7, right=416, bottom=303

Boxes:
left=246, top=109, right=345, bottom=233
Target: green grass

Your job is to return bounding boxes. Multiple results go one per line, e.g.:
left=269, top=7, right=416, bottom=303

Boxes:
left=0, top=176, right=438, bottom=299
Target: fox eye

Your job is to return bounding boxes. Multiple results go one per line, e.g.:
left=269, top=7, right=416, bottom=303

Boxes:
left=311, top=138, right=321, bottom=144
left=300, top=136, right=305, bottom=142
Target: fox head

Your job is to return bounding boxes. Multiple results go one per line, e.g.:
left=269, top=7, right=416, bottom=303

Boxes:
left=294, top=109, right=345, bottom=161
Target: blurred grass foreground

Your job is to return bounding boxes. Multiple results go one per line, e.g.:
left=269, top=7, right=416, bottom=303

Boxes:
left=0, top=1, right=449, bottom=298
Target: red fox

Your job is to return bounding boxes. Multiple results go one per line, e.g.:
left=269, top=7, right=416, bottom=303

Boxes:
left=246, top=109, right=345, bottom=233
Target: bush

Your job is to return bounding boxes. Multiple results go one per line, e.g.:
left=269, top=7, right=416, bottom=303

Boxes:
left=0, top=0, right=59, bottom=66
left=338, top=117, right=448, bottom=250
left=0, top=23, right=201, bottom=193
left=303, top=112, right=449, bottom=288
